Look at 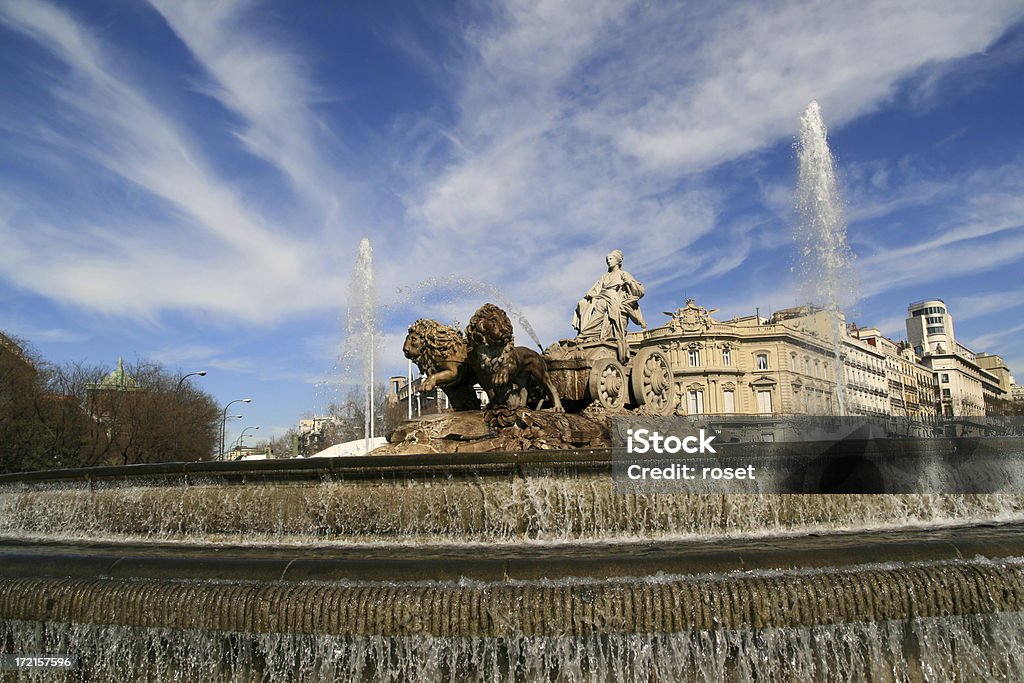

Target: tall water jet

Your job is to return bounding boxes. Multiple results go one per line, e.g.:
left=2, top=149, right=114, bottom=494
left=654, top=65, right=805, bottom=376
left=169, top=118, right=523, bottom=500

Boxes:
left=339, top=238, right=378, bottom=452
left=795, top=100, right=857, bottom=416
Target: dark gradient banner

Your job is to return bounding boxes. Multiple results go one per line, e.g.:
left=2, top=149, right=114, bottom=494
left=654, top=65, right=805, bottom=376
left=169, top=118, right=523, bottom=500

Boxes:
left=611, top=416, right=1024, bottom=494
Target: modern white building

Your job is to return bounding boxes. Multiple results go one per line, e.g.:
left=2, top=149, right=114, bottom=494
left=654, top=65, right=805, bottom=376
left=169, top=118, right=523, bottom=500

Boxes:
left=905, top=299, right=1006, bottom=417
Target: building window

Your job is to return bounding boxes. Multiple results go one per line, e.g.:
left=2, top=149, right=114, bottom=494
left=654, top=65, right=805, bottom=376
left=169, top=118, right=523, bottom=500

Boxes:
left=687, top=390, right=705, bottom=415
left=757, top=390, right=773, bottom=415
left=756, top=354, right=769, bottom=371
left=722, top=348, right=731, bottom=366
left=926, top=316, right=943, bottom=325
left=941, top=373, right=949, bottom=383
left=927, top=326, right=944, bottom=335
left=722, top=390, right=735, bottom=414
left=913, top=306, right=946, bottom=317
left=688, top=349, right=700, bottom=367
left=942, top=388, right=951, bottom=398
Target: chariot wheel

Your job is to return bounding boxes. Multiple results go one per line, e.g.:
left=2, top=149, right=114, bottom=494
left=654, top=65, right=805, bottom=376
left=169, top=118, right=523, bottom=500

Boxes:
left=630, top=348, right=676, bottom=415
left=588, top=357, right=628, bottom=410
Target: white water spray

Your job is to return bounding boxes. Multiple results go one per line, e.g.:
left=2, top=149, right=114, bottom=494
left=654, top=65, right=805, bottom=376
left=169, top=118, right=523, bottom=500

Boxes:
left=389, top=275, right=545, bottom=350
left=341, top=238, right=378, bottom=452
left=795, top=101, right=857, bottom=416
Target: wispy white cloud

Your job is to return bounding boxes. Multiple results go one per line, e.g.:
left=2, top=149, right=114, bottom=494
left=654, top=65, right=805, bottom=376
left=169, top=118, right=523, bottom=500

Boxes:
left=963, top=321, right=1024, bottom=354
left=0, top=322, right=86, bottom=345
left=856, top=175, right=1024, bottom=298
left=1, top=0, right=1022, bottom=350
left=147, top=342, right=255, bottom=373
left=145, top=0, right=349, bottom=221
left=949, top=289, right=1024, bottom=321
left=580, top=2, right=1023, bottom=173
left=0, top=0, right=346, bottom=322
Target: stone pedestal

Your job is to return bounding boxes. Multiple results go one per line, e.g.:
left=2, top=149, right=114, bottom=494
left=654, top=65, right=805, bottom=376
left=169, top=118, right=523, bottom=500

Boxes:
left=374, top=408, right=610, bottom=455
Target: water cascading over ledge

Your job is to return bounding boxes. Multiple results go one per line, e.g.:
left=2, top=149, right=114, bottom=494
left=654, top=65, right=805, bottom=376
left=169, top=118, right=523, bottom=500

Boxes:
left=3, top=454, right=1024, bottom=680
left=3, top=450, right=1024, bottom=545
left=3, top=558, right=1024, bottom=680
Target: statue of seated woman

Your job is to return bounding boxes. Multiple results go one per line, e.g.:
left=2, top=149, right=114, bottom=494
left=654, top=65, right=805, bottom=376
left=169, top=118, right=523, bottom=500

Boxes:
left=572, top=249, right=647, bottom=363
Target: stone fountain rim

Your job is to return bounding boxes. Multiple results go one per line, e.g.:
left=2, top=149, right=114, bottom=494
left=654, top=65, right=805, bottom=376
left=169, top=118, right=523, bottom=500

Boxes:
left=0, top=434, right=1017, bottom=487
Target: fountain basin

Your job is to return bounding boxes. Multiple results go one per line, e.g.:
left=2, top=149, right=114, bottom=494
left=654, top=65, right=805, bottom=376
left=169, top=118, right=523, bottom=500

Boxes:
left=4, top=451, right=1024, bottom=680
left=3, top=445, right=1023, bottom=545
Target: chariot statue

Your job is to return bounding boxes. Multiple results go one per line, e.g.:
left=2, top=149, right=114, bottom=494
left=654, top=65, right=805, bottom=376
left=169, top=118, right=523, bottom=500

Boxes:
left=545, top=250, right=676, bottom=414
left=402, top=250, right=676, bottom=416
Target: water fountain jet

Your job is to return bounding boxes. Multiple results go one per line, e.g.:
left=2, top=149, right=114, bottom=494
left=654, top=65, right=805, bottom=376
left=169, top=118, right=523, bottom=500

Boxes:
left=389, top=275, right=545, bottom=351
left=337, top=238, right=379, bottom=451
left=795, top=100, right=858, bottom=416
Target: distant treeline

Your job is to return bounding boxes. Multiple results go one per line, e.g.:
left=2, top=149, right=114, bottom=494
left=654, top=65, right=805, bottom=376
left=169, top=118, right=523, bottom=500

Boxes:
left=0, top=332, right=219, bottom=473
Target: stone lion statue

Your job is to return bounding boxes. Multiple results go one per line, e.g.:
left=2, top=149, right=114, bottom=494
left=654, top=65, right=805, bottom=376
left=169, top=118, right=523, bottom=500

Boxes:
left=466, top=303, right=563, bottom=412
left=402, top=319, right=481, bottom=411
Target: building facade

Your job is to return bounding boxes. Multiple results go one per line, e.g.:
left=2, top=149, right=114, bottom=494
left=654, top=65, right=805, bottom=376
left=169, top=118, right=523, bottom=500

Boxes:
left=905, top=300, right=1005, bottom=417
left=635, top=300, right=844, bottom=417
left=851, top=327, right=941, bottom=420
left=840, top=332, right=889, bottom=418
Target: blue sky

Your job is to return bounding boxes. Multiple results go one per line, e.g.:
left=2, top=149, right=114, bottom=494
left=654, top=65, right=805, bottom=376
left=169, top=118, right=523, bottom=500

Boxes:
left=2, top=0, right=1024, bottom=446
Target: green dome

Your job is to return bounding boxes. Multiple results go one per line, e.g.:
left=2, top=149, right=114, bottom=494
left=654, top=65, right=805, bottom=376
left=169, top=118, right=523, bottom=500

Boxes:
left=99, top=358, right=139, bottom=390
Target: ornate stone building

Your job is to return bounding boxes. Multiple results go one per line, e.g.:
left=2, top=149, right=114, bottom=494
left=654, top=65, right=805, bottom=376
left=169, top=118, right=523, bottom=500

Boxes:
left=633, top=300, right=845, bottom=417
left=840, top=332, right=889, bottom=418
left=628, top=299, right=954, bottom=421
left=85, top=357, right=140, bottom=423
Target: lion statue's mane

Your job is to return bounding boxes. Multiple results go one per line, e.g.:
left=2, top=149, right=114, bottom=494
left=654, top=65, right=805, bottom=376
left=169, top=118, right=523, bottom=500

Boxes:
left=465, top=304, right=517, bottom=388
left=404, top=318, right=469, bottom=375
left=466, top=304, right=563, bottom=412
left=403, top=319, right=480, bottom=411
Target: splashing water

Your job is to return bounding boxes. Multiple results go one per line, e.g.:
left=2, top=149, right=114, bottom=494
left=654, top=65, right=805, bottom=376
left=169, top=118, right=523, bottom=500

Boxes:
left=389, top=275, right=545, bottom=350
left=795, top=101, right=857, bottom=416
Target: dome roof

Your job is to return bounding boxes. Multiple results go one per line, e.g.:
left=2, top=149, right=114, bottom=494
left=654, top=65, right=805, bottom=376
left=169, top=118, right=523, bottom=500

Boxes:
left=98, top=358, right=139, bottom=390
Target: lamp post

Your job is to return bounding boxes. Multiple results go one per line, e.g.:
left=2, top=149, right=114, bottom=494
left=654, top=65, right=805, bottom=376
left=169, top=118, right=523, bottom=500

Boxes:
left=221, top=415, right=243, bottom=458
left=171, top=371, right=206, bottom=458
left=220, top=398, right=252, bottom=459
left=175, top=371, right=207, bottom=391
left=234, top=426, right=260, bottom=456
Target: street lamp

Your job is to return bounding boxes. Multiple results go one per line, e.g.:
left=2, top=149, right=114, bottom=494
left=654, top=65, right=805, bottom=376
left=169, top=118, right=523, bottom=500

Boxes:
left=171, top=371, right=207, bottom=457
left=221, top=398, right=252, bottom=459
left=222, top=415, right=243, bottom=457
left=236, top=426, right=260, bottom=453
left=175, top=371, right=207, bottom=391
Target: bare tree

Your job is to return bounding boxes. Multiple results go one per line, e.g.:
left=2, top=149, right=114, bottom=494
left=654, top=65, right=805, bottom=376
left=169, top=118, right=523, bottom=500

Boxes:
left=0, top=333, right=48, bottom=472
left=0, top=333, right=221, bottom=473
left=91, top=359, right=219, bottom=465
